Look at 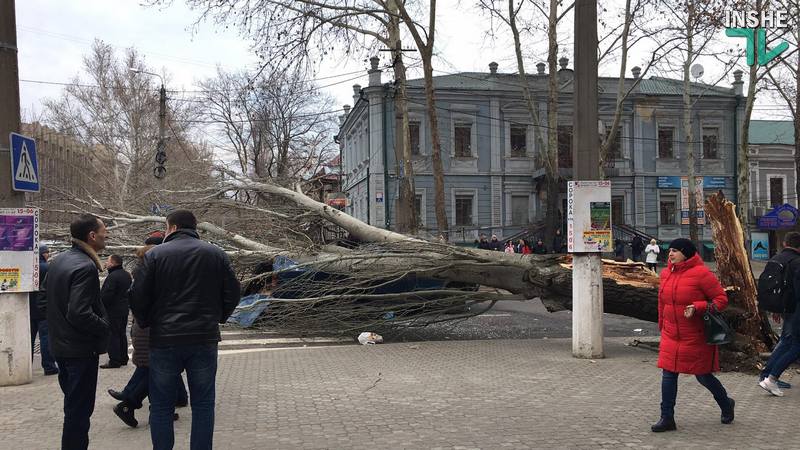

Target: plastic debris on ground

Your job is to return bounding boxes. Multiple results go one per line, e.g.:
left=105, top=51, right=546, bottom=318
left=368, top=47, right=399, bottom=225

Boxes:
left=227, top=294, right=271, bottom=327
left=358, top=332, right=383, bottom=345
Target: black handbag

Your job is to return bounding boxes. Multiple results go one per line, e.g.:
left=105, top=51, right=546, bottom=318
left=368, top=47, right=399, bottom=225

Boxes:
left=703, top=301, right=734, bottom=345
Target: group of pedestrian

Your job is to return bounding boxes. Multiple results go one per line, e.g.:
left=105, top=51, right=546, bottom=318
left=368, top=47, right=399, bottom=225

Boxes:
left=478, top=229, right=568, bottom=255
left=39, top=211, right=241, bottom=450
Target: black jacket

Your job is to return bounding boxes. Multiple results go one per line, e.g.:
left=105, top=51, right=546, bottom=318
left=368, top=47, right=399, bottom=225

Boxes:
left=101, top=265, right=132, bottom=318
left=131, top=229, right=241, bottom=348
left=46, top=241, right=109, bottom=358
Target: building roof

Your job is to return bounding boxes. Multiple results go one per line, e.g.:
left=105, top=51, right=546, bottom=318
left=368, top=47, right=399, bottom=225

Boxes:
left=403, top=72, right=737, bottom=97
left=636, top=77, right=735, bottom=97
left=749, top=120, right=795, bottom=145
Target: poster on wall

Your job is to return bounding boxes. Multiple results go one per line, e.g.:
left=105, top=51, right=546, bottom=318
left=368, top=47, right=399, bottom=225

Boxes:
left=567, top=181, right=612, bottom=253
left=0, top=208, right=39, bottom=293
left=680, top=176, right=706, bottom=225
left=751, top=231, right=769, bottom=261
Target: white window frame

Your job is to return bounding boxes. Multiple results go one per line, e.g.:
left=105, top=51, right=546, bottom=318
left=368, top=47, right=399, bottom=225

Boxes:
left=450, top=112, right=478, bottom=158
left=701, top=124, right=722, bottom=160
left=505, top=121, right=533, bottom=158
left=658, top=192, right=679, bottom=225
left=408, top=111, right=427, bottom=156
left=414, top=188, right=427, bottom=227
left=766, top=173, right=788, bottom=207
left=657, top=122, right=677, bottom=159
left=451, top=188, right=478, bottom=227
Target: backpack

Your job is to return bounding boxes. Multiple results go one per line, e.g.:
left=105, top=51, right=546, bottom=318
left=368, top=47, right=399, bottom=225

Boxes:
left=757, top=253, right=800, bottom=313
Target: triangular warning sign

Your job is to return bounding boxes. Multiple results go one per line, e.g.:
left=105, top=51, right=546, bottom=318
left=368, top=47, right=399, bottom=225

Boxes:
left=15, top=142, right=38, bottom=183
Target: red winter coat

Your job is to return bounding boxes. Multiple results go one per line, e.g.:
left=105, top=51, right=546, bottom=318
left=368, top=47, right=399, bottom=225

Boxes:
left=657, top=253, right=727, bottom=374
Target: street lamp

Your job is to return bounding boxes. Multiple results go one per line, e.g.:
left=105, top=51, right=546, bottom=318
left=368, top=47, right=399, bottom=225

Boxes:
left=129, top=67, right=168, bottom=179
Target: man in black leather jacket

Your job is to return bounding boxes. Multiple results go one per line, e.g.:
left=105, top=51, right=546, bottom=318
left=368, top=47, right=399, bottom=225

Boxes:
left=132, top=210, right=240, bottom=450
left=100, top=254, right=132, bottom=369
left=46, top=214, right=110, bottom=450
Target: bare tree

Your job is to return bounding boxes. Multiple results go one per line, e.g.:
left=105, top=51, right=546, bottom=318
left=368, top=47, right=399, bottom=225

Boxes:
left=199, top=66, right=338, bottom=192
left=43, top=40, right=214, bottom=213
left=766, top=0, right=800, bottom=208
left=653, top=0, right=733, bottom=246
left=152, top=0, right=422, bottom=233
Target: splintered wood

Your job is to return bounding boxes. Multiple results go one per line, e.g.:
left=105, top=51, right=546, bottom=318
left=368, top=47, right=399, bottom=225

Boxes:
left=704, top=192, right=774, bottom=350
left=559, top=256, right=660, bottom=288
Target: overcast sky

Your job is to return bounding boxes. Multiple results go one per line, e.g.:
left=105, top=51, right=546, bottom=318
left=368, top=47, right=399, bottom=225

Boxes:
left=16, top=0, right=791, bottom=123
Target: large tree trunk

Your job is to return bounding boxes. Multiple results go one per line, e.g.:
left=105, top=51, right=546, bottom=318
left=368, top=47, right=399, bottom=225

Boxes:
left=388, top=0, right=417, bottom=234
left=683, top=22, right=700, bottom=246
left=737, top=64, right=757, bottom=237
left=544, top=0, right=560, bottom=245
left=422, top=54, right=449, bottom=237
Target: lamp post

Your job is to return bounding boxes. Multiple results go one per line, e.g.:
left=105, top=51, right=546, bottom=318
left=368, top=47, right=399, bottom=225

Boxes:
left=129, top=68, right=167, bottom=179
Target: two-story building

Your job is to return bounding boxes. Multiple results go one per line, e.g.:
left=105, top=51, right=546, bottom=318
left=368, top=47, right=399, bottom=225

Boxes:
left=338, top=57, right=744, bottom=247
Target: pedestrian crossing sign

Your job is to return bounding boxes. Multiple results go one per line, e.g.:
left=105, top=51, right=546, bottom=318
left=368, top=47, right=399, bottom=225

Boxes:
left=9, top=133, right=40, bottom=193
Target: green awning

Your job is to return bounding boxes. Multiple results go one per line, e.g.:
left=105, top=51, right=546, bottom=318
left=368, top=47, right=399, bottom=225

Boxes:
left=704, top=242, right=716, bottom=250
left=659, top=243, right=670, bottom=250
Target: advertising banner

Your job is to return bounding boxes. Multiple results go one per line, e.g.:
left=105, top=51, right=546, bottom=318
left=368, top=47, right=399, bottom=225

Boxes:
left=680, top=176, right=706, bottom=225
left=567, top=181, right=612, bottom=253
left=0, top=208, right=39, bottom=293
left=751, top=231, right=770, bottom=261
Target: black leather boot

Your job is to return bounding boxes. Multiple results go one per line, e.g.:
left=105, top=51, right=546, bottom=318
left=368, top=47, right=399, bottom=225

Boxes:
left=721, top=398, right=735, bottom=424
left=113, top=402, right=138, bottom=428
left=651, top=417, right=677, bottom=432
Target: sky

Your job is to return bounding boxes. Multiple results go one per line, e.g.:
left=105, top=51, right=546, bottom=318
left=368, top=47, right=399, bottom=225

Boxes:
left=15, top=0, right=793, bottom=125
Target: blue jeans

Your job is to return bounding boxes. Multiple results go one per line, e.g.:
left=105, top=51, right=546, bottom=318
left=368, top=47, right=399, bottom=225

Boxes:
left=56, top=355, right=99, bottom=450
left=762, top=313, right=800, bottom=379
left=660, top=370, right=731, bottom=418
left=30, top=319, right=58, bottom=373
left=150, top=344, right=218, bottom=450
left=121, top=366, right=189, bottom=409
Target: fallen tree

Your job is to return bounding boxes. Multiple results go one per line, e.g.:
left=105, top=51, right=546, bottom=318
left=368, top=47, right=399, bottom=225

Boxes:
left=38, top=175, right=773, bottom=367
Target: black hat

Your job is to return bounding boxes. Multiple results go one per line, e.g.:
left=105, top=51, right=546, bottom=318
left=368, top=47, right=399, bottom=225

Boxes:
left=668, top=238, right=697, bottom=259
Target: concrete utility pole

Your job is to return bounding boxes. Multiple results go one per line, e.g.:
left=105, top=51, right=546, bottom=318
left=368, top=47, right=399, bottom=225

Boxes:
left=572, top=0, right=604, bottom=358
left=0, top=0, right=33, bottom=386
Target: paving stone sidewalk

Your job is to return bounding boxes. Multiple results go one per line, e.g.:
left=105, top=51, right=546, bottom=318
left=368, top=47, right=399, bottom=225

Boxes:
left=2, top=338, right=798, bottom=450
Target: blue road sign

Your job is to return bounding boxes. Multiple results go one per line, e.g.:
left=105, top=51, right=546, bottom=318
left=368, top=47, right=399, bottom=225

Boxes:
left=9, top=133, right=40, bottom=192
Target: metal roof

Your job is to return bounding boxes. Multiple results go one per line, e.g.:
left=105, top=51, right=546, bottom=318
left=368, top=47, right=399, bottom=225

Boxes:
left=749, top=120, right=795, bottom=145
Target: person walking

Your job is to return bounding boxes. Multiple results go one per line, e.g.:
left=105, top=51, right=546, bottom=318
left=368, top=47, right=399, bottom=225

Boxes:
left=30, top=244, right=58, bottom=375
left=100, top=254, right=132, bottom=369
left=631, top=235, right=645, bottom=262
left=132, top=210, right=241, bottom=450
left=645, top=239, right=660, bottom=272
left=651, top=238, right=734, bottom=432
left=758, top=232, right=800, bottom=396
left=109, top=237, right=188, bottom=428
left=47, top=214, right=110, bottom=450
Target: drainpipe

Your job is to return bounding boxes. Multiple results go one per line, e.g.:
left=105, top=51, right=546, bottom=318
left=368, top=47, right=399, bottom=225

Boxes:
left=733, top=95, right=740, bottom=209
left=383, top=88, right=391, bottom=230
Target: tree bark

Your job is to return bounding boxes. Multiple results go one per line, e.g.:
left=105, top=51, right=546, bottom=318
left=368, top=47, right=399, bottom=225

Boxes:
left=737, top=63, right=757, bottom=237
left=422, top=52, right=449, bottom=237
left=388, top=7, right=417, bottom=234
left=683, top=20, right=699, bottom=246
left=544, top=0, right=560, bottom=245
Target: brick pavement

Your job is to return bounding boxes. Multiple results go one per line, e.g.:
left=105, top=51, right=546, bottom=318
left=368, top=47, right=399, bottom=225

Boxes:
left=3, top=338, right=799, bottom=450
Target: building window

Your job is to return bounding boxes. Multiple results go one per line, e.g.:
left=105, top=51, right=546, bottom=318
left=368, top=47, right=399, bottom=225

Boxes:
left=414, top=193, right=424, bottom=227
left=455, top=194, right=473, bottom=226
left=510, top=126, right=527, bottom=157
left=658, top=127, right=674, bottom=159
left=558, top=125, right=573, bottom=168
left=660, top=195, right=678, bottom=225
left=454, top=122, right=472, bottom=157
left=511, top=195, right=529, bottom=225
left=602, top=127, right=622, bottom=159
left=409, top=121, right=421, bottom=155
left=703, top=127, right=719, bottom=159
left=770, top=177, right=784, bottom=207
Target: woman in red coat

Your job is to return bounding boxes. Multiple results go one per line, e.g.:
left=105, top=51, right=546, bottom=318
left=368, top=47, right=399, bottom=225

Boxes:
left=652, top=238, right=735, bottom=432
